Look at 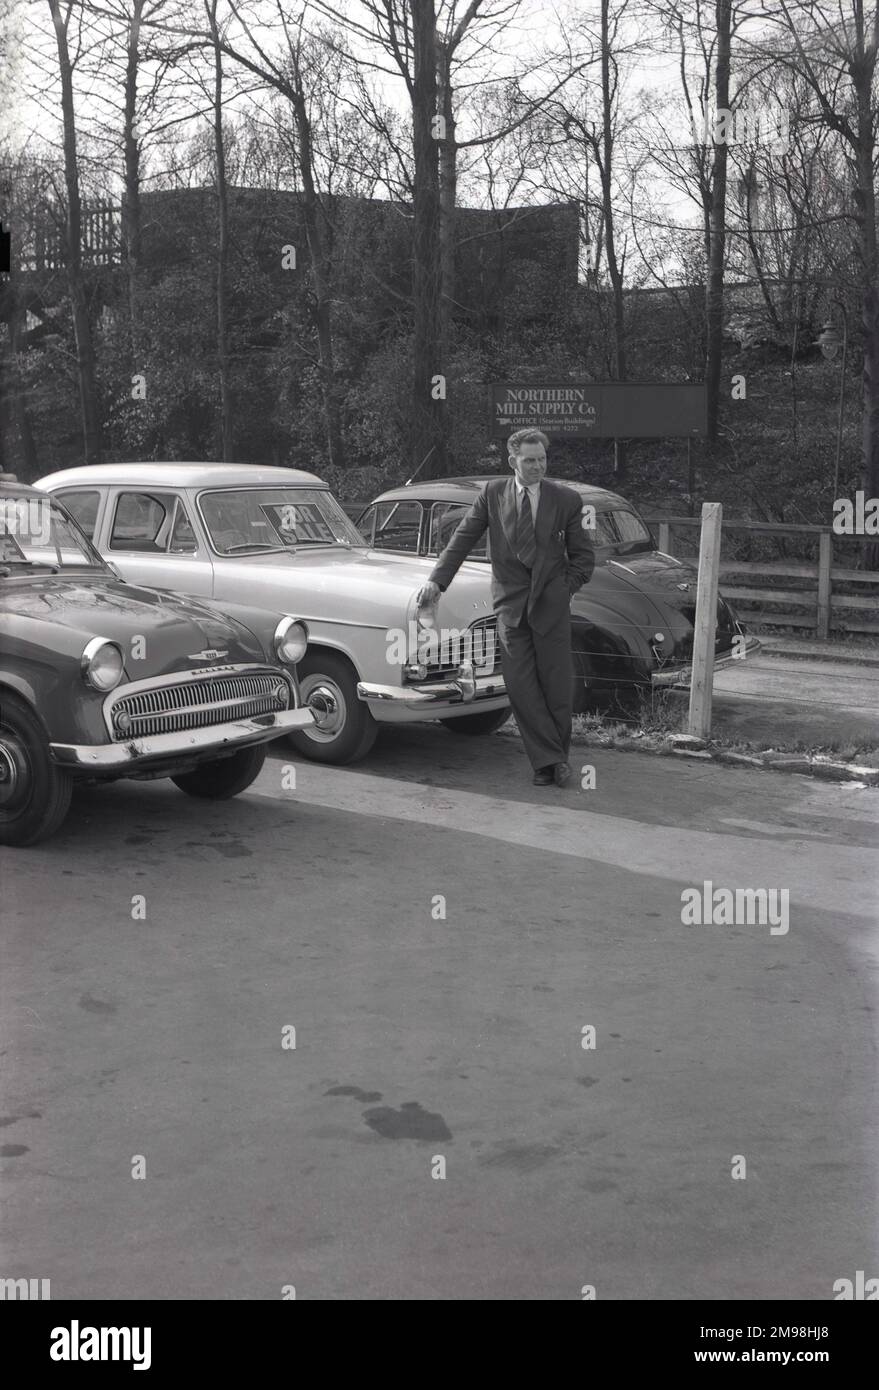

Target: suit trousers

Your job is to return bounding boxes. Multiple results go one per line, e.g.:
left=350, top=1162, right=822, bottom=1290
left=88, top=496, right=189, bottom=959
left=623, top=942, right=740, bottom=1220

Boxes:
left=497, top=604, right=574, bottom=770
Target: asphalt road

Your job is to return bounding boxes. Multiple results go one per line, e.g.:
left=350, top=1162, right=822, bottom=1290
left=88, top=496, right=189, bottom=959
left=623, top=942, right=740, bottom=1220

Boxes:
left=707, top=652, right=879, bottom=751
left=2, top=726, right=877, bottom=1300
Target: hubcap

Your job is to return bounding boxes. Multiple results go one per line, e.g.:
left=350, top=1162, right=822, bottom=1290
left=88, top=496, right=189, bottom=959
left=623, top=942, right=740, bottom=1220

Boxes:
left=0, top=732, right=29, bottom=812
left=302, top=677, right=347, bottom=742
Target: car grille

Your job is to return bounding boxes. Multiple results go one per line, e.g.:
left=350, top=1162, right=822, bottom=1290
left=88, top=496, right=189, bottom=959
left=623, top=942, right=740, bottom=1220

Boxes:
left=420, top=616, right=501, bottom=681
left=108, top=668, right=290, bottom=740
left=674, top=598, right=738, bottom=660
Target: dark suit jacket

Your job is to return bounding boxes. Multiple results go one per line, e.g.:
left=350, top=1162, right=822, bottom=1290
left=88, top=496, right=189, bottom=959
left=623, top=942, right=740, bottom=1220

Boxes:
left=429, top=477, right=595, bottom=634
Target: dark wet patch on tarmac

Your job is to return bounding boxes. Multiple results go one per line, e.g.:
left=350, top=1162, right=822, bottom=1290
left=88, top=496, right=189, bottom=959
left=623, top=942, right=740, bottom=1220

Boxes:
left=79, top=993, right=117, bottom=1016
left=183, top=838, right=252, bottom=858
left=577, top=1076, right=599, bottom=1087
left=325, top=1086, right=383, bottom=1103
left=0, top=1144, right=29, bottom=1157
left=362, top=1102, right=452, bottom=1141
left=478, top=1143, right=560, bottom=1172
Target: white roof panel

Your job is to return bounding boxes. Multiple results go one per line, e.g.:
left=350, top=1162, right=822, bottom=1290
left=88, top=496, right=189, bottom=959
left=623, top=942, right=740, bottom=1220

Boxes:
left=36, top=462, right=327, bottom=490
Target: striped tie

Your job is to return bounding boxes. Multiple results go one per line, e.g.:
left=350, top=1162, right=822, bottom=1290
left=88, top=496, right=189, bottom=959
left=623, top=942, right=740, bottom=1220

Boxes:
left=516, top=487, right=537, bottom=569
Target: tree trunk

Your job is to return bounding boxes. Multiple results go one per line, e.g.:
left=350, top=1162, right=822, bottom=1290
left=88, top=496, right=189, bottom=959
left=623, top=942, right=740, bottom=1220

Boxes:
left=209, top=4, right=234, bottom=461
left=411, top=0, right=445, bottom=478
left=600, top=0, right=627, bottom=481
left=705, top=0, right=731, bottom=443
left=437, top=41, right=455, bottom=374
left=862, top=285, right=879, bottom=567
left=48, top=0, right=101, bottom=465
left=122, top=1, right=144, bottom=361
left=291, top=82, right=345, bottom=471
left=854, top=61, right=879, bottom=567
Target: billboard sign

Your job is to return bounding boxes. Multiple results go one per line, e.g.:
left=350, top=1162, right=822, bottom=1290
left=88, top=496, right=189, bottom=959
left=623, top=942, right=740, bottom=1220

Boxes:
left=490, top=381, right=707, bottom=438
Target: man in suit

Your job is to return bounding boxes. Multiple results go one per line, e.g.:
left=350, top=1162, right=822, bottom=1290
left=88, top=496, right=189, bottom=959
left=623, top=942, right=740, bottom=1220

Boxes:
left=416, top=429, right=595, bottom=787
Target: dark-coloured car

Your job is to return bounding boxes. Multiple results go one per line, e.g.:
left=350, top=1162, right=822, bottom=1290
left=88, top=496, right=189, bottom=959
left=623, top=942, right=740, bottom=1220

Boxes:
left=357, top=476, right=760, bottom=712
left=0, top=480, right=316, bottom=845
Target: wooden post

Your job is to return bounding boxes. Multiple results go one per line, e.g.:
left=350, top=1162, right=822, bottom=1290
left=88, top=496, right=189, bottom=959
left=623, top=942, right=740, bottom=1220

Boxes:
left=817, top=530, right=832, bottom=640
left=658, top=521, right=670, bottom=554
left=688, top=501, right=723, bottom=740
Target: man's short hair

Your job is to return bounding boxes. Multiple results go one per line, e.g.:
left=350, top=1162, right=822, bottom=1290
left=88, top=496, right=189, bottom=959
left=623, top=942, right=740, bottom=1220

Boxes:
left=508, top=428, right=549, bottom=456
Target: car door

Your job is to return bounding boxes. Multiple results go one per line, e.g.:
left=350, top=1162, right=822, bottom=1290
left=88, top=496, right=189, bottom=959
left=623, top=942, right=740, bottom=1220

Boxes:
left=105, top=489, right=215, bottom=596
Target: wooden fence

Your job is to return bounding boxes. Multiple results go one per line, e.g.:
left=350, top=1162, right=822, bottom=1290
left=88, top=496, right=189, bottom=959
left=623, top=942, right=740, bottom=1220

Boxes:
left=645, top=516, right=879, bottom=639
left=19, top=202, right=121, bottom=273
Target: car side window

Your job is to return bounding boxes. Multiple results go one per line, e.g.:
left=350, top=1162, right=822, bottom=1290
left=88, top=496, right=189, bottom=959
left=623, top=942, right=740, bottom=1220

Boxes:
left=371, top=500, right=423, bottom=553
left=169, top=498, right=198, bottom=552
left=429, top=502, right=487, bottom=559
left=110, top=491, right=196, bottom=554
left=55, top=489, right=100, bottom=539
left=357, top=505, right=377, bottom=544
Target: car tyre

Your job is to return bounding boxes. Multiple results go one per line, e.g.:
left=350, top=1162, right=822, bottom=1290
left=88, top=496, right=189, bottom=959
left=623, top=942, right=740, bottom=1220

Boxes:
left=171, top=743, right=267, bottom=799
left=288, top=652, right=378, bottom=765
left=0, top=692, right=73, bottom=846
left=439, top=708, right=510, bottom=736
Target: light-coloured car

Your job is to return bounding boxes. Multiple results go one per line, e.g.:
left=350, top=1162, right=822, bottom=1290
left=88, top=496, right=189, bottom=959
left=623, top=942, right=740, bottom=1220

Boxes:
left=36, top=464, right=508, bottom=764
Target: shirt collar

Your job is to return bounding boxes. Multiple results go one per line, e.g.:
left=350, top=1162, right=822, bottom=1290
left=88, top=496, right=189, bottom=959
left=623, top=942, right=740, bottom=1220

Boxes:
left=514, top=477, right=540, bottom=494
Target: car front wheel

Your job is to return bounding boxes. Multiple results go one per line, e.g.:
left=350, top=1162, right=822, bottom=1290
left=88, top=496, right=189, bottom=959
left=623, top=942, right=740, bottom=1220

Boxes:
left=171, top=743, right=267, bottom=798
left=0, top=693, right=73, bottom=846
left=288, top=652, right=378, bottom=764
left=439, top=708, right=511, bottom=735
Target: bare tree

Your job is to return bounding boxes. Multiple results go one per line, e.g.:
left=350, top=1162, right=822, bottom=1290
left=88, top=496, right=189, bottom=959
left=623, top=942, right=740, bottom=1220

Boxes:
left=313, top=0, right=445, bottom=473
left=46, top=0, right=102, bottom=463
left=199, top=0, right=347, bottom=470
left=755, top=0, right=879, bottom=564
left=705, top=0, right=732, bottom=442
left=204, top=0, right=234, bottom=459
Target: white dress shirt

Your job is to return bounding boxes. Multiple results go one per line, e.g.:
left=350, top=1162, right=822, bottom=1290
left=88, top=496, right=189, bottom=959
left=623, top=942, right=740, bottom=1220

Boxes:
left=514, top=478, right=541, bottom=524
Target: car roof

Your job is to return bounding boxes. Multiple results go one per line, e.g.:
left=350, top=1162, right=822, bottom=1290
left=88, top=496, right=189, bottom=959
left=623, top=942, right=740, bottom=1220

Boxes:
left=0, top=480, right=47, bottom=500
left=36, top=463, right=327, bottom=490
left=368, top=476, right=629, bottom=508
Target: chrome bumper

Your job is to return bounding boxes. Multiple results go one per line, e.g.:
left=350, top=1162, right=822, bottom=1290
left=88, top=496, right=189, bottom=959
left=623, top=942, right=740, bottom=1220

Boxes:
left=50, top=706, right=315, bottom=770
left=357, top=667, right=506, bottom=708
left=651, top=635, right=762, bottom=687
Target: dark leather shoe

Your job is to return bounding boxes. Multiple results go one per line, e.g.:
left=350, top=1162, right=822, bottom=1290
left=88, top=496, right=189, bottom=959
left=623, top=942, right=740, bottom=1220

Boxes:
left=532, top=766, right=554, bottom=786
left=553, top=761, right=572, bottom=787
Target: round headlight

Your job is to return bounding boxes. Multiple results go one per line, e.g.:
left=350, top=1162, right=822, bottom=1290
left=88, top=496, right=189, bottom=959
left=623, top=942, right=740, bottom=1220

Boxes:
left=653, top=632, right=666, bottom=644
left=274, top=617, right=308, bottom=664
left=81, top=638, right=124, bottom=692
